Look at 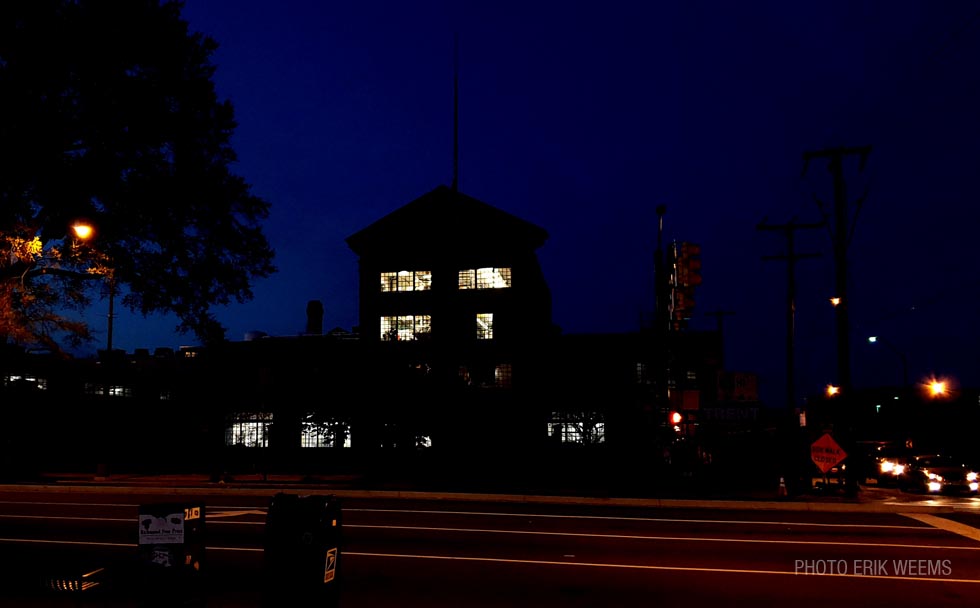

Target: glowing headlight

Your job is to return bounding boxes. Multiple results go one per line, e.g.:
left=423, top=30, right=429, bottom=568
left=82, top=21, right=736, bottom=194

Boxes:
left=880, top=461, right=894, bottom=473
left=892, top=464, right=905, bottom=476
left=970, top=482, right=979, bottom=492
left=927, top=471, right=941, bottom=481
left=928, top=481, right=942, bottom=492
left=968, top=472, right=978, bottom=482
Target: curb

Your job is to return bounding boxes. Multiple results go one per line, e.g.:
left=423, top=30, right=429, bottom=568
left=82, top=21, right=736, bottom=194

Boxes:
left=0, top=481, right=962, bottom=514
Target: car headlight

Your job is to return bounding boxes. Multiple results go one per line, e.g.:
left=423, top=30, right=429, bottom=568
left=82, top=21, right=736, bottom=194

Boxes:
left=928, top=481, right=943, bottom=492
left=893, top=464, right=905, bottom=476
left=968, top=472, right=978, bottom=482
left=880, top=461, right=894, bottom=473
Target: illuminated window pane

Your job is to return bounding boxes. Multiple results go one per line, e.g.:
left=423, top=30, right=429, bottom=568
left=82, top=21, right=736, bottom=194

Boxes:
left=381, top=270, right=430, bottom=292
left=459, top=269, right=475, bottom=290
left=224, top=412, right=273, bottom=448
left=3, top=375, right=47, bottom=390
left=301, top=416, right=351, bottom=448
left=636, top=363, right=651, bottom=385
left=476, top=313, right=493, bottom=340
left=108, top=385, right=132, bottom=398
left=380, top=272, right=398, bottom=292
left=548, top=412, right=605, bottom=445
left=494, top=364, right=512, bottom=388
left=381, top=315, right=432, bottom=341
left=476, top=267, right=511, bottom=289
left=397, top=271, right=413, bottom=291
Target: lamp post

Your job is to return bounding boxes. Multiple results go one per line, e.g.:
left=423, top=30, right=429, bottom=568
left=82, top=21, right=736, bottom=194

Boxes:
left=71, top=222, right=114, bottom=352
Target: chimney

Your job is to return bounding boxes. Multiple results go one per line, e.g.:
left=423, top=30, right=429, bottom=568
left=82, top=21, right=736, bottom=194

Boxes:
left=306, top=300, right=324, bottom=335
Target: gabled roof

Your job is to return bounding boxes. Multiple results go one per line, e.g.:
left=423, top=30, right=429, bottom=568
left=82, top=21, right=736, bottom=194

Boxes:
left=346, top=185, right=548, bottom=256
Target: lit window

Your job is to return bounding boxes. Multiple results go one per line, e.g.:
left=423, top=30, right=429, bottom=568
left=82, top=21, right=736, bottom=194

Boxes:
left=380, top=315, right=431, bottom=341
left=380, top=270, right=432, bottom=292
left=83, top=383, right=131, bottom=397
left=635, top=363, right=651, bottom=385
left=476, top=313, right=493, bottom=340
left=3, top=375, right=47, bottom=390
left=686, top=370, right=697, bottom=381
left=225, top=412, right=272, bottom=448
left=495, top=364, right=512, bottom=389
left=548, top=412, right=606, bottom=445
left=159, top=390, right=171, bottom=401
left=477, top=267, right=511, bottom=289
left=301, top=415, right=351, bottom=448
left=108, top=385, right=132, bottom=398
left=459, top=267, right=511, bottom=289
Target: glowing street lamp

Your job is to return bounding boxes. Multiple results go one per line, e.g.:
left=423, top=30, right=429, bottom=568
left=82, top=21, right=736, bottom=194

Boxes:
left=71, top=222, right=115, bottom=352
left=826, top=384, right=840, bottom=397
left=928, top=380, right=948, bottom=398
left=72, top=222, right=94, bottom=241
left=829, top=297, right=841, bottom=307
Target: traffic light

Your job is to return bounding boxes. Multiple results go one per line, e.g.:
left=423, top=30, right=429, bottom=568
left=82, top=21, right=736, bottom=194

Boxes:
left=670, top=411, right=683, bottom=425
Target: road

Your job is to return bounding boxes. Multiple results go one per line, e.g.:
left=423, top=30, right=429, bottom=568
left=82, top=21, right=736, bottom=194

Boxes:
left=0, top=486, right=979, bottom=606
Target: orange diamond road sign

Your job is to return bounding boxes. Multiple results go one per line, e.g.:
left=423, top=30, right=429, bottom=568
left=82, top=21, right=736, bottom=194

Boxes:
left=811, top=433, right=847, bottom=474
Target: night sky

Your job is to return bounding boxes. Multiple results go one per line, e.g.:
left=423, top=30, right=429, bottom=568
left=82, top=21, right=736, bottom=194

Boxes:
left=86, top=1, right=980, bottom=408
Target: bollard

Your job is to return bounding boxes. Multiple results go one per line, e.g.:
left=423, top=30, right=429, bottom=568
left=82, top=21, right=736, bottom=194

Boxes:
left=263, top=492, right=341, bottom=607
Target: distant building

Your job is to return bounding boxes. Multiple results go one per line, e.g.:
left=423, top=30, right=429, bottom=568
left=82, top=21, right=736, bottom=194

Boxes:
left=0, top=184, right=736, bottom=477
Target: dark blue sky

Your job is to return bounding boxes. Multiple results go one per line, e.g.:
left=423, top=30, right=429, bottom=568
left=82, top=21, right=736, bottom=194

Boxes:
left=88, top=0, right=980, bottom=407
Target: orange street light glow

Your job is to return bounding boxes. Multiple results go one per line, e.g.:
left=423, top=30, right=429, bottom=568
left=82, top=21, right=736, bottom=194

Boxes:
left=826, top=384, right=840, bottom=397
left=72, top=223, right=94, bottom=240
left=829, top=297, right=841, bottom=307
left=929, top=380, right=947, bottom=397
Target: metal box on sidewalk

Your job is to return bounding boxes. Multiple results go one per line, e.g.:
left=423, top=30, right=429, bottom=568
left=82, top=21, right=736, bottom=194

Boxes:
left=137, top=501, right=205, bottom=605
left=263, top=492, right=341, bottom=606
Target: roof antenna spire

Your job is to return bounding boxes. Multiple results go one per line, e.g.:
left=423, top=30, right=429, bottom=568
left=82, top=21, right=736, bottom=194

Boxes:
left=452, top=32, right=459, bottom=193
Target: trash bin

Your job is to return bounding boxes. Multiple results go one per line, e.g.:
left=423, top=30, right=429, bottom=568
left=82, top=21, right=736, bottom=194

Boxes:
left=136, top=501, right=205, bottom=606
left=263, top=492, right=341, bottom=607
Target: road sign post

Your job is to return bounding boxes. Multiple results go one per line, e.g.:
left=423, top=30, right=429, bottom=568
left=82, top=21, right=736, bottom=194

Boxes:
left=811, top=433, right=847, bottom=486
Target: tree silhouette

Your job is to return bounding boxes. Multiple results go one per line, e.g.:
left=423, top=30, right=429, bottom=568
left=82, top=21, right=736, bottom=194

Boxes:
left=0, top=0, right=275, bottom=351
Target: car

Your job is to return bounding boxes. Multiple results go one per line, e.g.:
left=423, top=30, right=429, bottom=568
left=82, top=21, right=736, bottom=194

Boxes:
left=869, top=444, right=914, bottom=486
left=900, top=454, right=980, bottom=494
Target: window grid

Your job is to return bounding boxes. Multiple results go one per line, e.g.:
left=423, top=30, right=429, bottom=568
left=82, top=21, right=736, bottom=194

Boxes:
left=459, top=267, right=511, bottom=289
left=380, top=270, right=432, bottom=293
left=225, top=412, right=273, bottom=448
left=380, top=315, right=432, bottom=341
left=476, top=313, right=493, bottom=340
left=548, top=412, right=606, bottom=445
left=3, top=375, right=48, bottom=390
left=301, top=418, right=352, bottom=448
left=494, top=364, right=512, bottom=389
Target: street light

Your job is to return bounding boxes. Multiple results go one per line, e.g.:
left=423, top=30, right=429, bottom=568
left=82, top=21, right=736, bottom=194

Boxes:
left=71, top=221, right=115, bottom=352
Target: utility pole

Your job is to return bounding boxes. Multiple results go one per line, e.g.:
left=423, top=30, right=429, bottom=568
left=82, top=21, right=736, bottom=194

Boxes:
left=802, top=145, right=872, bottom=496
left=758, top=218, right=823, bottom=410
left=801, top=145, right=871, bottom=397
left=654, top=205, right=671, bottom=447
